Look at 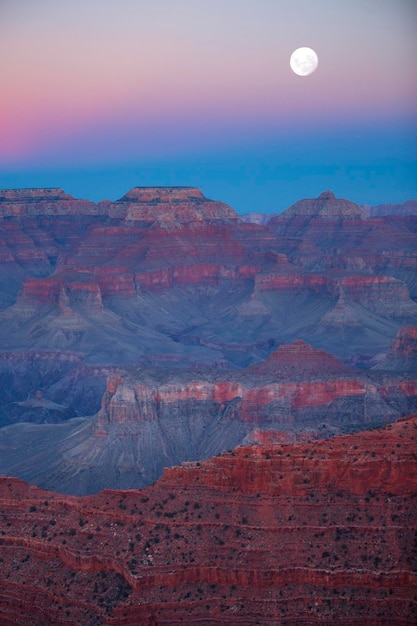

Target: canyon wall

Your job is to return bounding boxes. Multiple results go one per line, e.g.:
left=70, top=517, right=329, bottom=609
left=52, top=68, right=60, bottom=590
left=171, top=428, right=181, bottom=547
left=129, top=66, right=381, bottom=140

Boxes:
left=0, top=415, right=415, bottom=624
left=1, top=186, right=416, bottom=494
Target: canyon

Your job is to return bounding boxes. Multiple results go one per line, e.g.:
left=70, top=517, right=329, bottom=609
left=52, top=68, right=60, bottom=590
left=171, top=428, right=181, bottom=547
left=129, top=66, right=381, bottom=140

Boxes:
left=0, top=185, right=416, bottom=623
left=0, top=415, right=416, bottom=625
left=0, top=186, right=416, bottom=493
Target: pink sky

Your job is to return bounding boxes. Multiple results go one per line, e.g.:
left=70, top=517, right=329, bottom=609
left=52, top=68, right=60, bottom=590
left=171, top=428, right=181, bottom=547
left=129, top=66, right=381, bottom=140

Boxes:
left=0, top=0, right=416, bottom=210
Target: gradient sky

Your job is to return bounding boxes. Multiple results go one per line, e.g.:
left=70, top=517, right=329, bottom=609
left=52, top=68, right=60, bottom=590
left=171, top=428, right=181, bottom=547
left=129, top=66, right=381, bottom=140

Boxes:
left=1, top=0, right=416, bottom=213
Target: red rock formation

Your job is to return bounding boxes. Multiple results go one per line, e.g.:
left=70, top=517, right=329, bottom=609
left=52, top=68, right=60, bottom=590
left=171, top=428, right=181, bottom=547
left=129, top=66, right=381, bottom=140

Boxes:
left=0, top=188, right=100, bottom=216
left=135, top=263, right=259, bottom=291
left=268, top=193, right=417, bottom=295
left=96, top=270, right=136, bottom=297
left=20, top=269, right=136, bottom=302
left=0, top=415, right=416, bottom=625
left=20, top=277, right=64, bottom=302
left=94, top=341, right=416, bottom=430
left=247, top=340, right=350, bottom=378
left=339, top=275, right=417, bottom=316
left=111, top=186, right=238, bottom=223
left=0, top=221, right=52, bottom=269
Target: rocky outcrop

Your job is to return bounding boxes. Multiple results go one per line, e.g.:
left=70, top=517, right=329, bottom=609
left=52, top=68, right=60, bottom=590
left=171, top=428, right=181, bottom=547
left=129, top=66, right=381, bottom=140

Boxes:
left=274, top=189, right=366, bottom=219
left=268, top=193, right=417, bottom=293
left=339, top=276, right=417, bottom=316
left=391, top=325, right=417, bottom=360
left=377, top=326, right=417, bottom=370
left=111, top=186, right=238, bottom=223
left=86, top=341, right=417, bottom=434
left=246, top=340, right=350, bottom=378
left=320, top=276, right=417, bottom=322
left=0, top=188, right=101, bottom=216
left=0, top=415, right=416, bottom=625
left=0, top=186, right=237, bottom=223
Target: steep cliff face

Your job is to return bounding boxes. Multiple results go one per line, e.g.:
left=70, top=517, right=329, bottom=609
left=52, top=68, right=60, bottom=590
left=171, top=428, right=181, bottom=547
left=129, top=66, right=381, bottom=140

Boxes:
left=1, top=340, right=416, bottom=495
left=377, top=326, right=417, bottom=370
left=0, top=415, right=416, bottom=625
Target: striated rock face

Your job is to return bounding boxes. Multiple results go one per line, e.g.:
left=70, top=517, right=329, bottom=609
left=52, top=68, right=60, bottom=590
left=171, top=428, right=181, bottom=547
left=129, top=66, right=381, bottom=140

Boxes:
left=1, top=340, right=416, bottom=495
left=19, top=272, right=136, bottom=302
left=93, top=341, right=417, bottom=436
left=0, top=186, right=416, bottom=494
left=0, top=415, right=416, bottom=625
left=112, top=186, right=238, bottom=223
left=268, top=192, right=417, bottom=299
left=338, top=276, right=417, bottom=316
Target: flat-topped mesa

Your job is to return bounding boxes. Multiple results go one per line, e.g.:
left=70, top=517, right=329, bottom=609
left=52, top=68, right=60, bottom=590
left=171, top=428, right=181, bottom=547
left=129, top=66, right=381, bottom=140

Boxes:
left=117, top=186, right=206, bottom=203
left=110, top=186, right=238, bottom=223
left=274, top=189, right=366, bottom=219
left=0, top=187, right=67, bottom=201
left=0, top=187, right=101, bottom=216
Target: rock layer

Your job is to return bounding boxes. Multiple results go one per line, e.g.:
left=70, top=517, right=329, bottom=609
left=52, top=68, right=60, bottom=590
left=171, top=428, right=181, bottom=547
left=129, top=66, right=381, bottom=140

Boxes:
left=0, top=340, right=416, bottom=495
left=1, top=187, right=416, bottom=495
left=0, top=415, right=416, bottom=625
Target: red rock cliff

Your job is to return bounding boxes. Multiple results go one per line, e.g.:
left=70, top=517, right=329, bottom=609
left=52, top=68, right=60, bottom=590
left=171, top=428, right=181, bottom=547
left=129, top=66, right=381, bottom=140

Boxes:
left=0, top=415, right=416, bottom=625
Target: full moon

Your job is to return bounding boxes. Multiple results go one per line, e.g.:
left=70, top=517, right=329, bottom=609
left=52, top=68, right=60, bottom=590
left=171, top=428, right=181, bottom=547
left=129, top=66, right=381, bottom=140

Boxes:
left=290, top=47, right=318, bottom=76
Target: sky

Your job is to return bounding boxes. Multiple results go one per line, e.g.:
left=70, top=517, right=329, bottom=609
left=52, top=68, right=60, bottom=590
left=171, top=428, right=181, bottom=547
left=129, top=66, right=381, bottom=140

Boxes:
left=0, top=0, right=416, bottom=213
